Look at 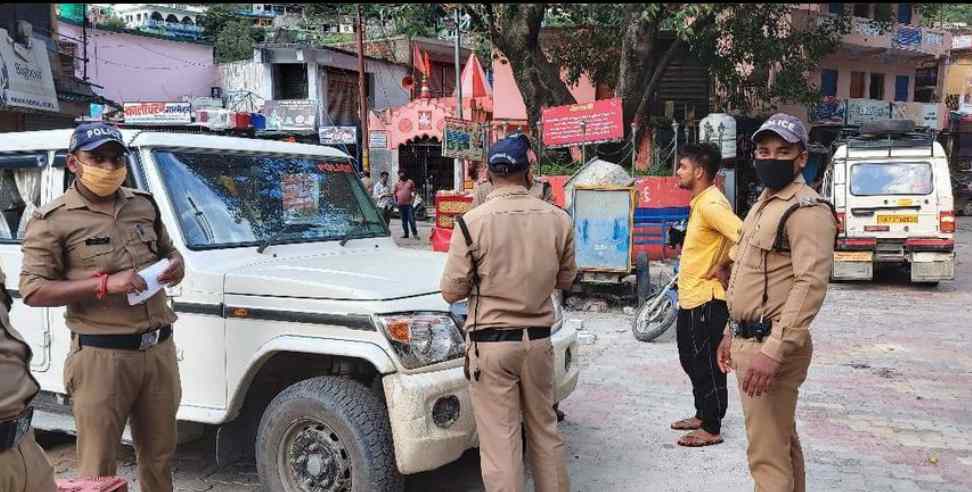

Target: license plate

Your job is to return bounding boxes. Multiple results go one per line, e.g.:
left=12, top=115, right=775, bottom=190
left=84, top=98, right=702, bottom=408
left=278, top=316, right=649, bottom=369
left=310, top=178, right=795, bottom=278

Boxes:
left=877, top=214, right=918, bottom=224
left=834, top=251, right=873, bottom=262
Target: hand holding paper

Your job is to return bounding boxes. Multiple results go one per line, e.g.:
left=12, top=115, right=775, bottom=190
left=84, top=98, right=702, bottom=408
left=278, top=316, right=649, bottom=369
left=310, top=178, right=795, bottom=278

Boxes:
left=127, top=258, right=171, bottom=306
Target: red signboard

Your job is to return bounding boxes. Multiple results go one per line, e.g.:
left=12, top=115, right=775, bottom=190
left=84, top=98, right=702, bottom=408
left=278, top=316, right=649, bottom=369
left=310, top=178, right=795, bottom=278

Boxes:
left=541, top=98, right=624, bottom=148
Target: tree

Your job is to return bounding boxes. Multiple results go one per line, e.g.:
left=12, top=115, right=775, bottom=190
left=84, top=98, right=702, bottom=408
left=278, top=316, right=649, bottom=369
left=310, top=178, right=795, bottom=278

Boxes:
left=215, top=19, right=257, bottom=63
left=197, top=4, right=251, bottom=42
left=462, top=3, right=923, bottom=156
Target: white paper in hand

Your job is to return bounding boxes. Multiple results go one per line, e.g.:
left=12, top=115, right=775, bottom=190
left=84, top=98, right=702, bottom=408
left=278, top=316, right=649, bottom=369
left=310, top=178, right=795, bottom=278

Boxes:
left=127, top=258, right=171, bottom=306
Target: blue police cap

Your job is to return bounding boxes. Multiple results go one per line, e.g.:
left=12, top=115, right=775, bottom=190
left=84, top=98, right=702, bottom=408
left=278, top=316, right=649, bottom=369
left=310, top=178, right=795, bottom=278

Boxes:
left=487, top=134, right=531, bottom=176
left=69, top=123, right=127, bottom=153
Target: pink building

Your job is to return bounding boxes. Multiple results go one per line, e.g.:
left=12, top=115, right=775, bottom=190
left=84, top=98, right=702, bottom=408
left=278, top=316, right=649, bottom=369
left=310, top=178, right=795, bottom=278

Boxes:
left=58, top=20, right=219, bottom=104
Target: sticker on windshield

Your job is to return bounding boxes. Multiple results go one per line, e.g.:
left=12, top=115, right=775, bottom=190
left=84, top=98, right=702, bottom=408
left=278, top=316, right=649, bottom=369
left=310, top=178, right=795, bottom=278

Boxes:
left=282, top=174, right=321, bottom=216
left=317, top=162, right=354, bottom=174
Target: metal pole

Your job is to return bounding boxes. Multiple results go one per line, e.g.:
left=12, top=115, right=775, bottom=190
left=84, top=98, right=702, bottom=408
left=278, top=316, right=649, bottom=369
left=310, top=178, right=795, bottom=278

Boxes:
left=82, top=3, right=88, bottom=81
left=356, top=4, right=369, bottom=174
left=672, top=120, right=680, bottom=176
left=631, top=122, right=638, bottom=174
left=538, top=119, right=544, bottom=177
left=581, top=121, right=587, bottom=164
left=453, top=8, right=463, bottom=191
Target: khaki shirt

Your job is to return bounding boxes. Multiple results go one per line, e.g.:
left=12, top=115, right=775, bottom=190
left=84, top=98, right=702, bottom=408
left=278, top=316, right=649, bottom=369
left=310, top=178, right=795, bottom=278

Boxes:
left=441, top=185, right=577, bottom=330
left=19, top=185, right=180, bottom=335
left=726, top=176, right=836, bottom=363
left=0, top=269, right=39, bottom=421
left=470, top=177, right=554, bottom=209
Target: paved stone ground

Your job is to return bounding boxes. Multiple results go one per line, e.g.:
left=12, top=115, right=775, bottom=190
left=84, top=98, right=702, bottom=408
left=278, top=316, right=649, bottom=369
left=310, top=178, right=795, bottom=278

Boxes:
left=38, top=218, right=972, bottom=491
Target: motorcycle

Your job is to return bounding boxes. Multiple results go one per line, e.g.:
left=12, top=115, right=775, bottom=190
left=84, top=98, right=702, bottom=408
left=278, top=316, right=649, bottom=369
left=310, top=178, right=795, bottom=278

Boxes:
left=631, top=220, right=685, bottom=342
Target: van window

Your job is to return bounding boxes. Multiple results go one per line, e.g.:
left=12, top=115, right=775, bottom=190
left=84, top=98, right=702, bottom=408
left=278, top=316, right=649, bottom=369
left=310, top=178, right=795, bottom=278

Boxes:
left=154, top=150, right=387, bottom=250
left=0, top=153, right=47, bottom=241
left=850, top=162, right=933, bottom=196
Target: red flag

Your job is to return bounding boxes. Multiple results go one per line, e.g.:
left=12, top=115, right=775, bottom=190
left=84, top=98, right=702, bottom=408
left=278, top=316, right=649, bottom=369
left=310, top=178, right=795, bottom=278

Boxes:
left=423, top=51, right=432, bottom=77
left=413, top=44, right=429, bottom=77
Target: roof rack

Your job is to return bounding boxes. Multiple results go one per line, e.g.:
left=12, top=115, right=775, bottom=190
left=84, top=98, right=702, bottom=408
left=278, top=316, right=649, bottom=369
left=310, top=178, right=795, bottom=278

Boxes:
left=836, top=119, right=938, bottom=160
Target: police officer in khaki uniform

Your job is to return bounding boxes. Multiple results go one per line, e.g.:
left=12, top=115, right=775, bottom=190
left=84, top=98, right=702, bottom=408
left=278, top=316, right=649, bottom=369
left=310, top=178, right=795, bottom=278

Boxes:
left=0, top=268, right=56, bottom=492
left=441, top=135, right=576, bottom=492
left=19, top=123, right=185, bottom=492
left=715, top=114, right=836, bottom=492
left=470, top=134, right=554, bottom=209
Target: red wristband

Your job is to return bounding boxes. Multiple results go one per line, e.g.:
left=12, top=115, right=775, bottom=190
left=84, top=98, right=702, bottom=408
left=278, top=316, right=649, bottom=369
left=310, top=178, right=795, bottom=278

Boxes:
left=94, top=273, right=109, bottom=300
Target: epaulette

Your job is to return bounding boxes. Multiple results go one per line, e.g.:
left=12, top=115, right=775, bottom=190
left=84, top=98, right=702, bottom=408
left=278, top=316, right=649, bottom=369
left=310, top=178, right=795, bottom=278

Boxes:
left=32, top=199, right=66, bottom=219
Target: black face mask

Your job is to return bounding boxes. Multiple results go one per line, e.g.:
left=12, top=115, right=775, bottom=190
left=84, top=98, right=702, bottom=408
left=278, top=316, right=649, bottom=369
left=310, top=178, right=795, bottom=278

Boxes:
left=754, top=158, right=797, bottom=190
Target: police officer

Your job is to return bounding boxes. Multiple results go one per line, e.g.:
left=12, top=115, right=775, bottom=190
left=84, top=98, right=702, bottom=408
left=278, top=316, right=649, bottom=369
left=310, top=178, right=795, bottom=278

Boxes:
left=715, top=113, right=836, bottom=492
left=0, top=267, right=56, bottom=492
left=19, top=123, right=185, bottom=492
left=441, top=135, right=576, bottom=492
left=470, top=134, right=554, bottom=209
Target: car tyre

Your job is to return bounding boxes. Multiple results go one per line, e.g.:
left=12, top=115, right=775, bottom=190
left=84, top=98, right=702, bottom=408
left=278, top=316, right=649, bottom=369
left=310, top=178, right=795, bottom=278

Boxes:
left=256, top=376, right=403, bottom=492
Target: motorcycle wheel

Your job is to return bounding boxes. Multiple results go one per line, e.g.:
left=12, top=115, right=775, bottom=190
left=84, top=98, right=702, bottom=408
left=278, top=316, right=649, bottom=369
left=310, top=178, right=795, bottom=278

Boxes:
left=631, top=292, right=677, bottom=342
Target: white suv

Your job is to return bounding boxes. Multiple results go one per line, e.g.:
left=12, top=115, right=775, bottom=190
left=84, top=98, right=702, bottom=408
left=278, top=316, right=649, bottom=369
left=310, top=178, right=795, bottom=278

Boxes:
left=0, top=129, right=580, bottom=490
left=823, top=122, right=956, bottom=284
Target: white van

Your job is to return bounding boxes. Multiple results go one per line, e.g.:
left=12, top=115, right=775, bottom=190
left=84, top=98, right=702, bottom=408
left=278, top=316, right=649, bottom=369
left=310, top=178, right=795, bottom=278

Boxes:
left=822, top=121, right=956, bottom=284
left=0, top=129, right=580, bottom=490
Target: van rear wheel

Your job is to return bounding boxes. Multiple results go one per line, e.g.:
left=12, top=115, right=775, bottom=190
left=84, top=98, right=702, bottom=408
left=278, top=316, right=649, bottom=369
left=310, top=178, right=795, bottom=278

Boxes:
left=256, top=376, right=403, bottom=492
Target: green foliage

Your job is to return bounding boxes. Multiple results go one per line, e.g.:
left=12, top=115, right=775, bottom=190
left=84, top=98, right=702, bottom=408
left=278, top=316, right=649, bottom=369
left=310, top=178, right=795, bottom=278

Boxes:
left=198, top=3, right=251, bottom=42
left=921, top=3, right=972, bottom=26
left=98, top=16, right=128, bottom=31
left=215, top=19, right=256, bottom=63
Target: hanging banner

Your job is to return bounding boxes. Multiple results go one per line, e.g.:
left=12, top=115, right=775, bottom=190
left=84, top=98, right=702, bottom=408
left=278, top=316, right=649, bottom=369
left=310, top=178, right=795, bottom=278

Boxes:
left=262, top=100, right=317, bottom=131
left=123, top=102, right=192, bottom=125
left=846, top=98, right=891, bottom=126
left=319, top=126, right=357, bottom=145
left=0, top=29, right=60, bottom=112
left=542, top=97, right=624, bottom=148
left=442, top=118, right=484, bottom=160
left=809, top=97, right=847, bottom=124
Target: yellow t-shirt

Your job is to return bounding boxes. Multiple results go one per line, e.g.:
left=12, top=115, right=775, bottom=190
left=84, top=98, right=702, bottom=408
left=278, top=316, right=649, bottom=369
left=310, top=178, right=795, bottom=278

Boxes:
left=677, top=186, right=742, bottom=310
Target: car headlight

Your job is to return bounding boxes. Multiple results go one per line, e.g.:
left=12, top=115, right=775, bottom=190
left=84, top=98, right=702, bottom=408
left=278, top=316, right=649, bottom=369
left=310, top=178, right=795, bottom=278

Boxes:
left=376, top=313, right=465, bottom=369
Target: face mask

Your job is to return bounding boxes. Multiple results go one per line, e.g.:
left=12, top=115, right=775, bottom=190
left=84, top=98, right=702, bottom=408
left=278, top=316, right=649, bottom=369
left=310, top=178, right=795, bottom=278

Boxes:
left=78, top=163, right=127, bottom=197
left=753, top=158, right=796, bottom=190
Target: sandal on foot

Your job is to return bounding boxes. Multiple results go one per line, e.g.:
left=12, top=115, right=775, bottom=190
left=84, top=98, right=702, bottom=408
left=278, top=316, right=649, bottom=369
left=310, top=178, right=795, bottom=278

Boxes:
left=671, top=418, right=702, bottom=431
left=677, top=431, right=724, bottom=447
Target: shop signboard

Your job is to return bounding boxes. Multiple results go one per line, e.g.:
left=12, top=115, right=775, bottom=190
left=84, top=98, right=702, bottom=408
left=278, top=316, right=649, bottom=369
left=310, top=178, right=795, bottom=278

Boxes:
left=262, top=100, right=317, bottom=131
left=369, top=130, right=388, bottom=149
left=123, top=102, right=192, bottom=125
left=846, top=98, right=891, bottom=126
left=0, top=29, right=59, bottom=112
left=891, top=102, right=941, bottom=130
left=542, top=97, right=624, bottom=148
left=319, top=126, right=357, bottom=145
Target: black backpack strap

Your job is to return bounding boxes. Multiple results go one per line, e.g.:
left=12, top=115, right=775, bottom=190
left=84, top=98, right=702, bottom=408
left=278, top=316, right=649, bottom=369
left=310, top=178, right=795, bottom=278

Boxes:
left=773, top=197, right=839, bottom=251
left=456, top=215, right=473, bottom=247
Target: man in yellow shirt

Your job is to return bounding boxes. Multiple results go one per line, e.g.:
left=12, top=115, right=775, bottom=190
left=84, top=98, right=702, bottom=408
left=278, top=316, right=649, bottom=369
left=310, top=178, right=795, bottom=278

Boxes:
left=670, top=143, right=742, bottom=447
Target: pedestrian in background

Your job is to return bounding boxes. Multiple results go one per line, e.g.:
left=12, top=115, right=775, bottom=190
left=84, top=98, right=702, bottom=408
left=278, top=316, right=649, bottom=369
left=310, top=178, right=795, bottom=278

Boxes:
left=717, top=113, right=836, bottom=491
left=395, top=169, right=419, bottom=239
left=373, top=171, right=394, bottom=225
left=0, top=265, right=56, bottom=492
left=441, top=135, right=576, bottom=492
left=19, top=123, right=186, bottom=492
left=670, top=142, right=742, bottom=447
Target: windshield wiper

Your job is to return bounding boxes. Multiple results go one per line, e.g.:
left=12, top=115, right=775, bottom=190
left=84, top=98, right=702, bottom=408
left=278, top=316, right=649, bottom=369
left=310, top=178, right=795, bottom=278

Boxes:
left=185, top=194, right=215, bottom=243
left=339, top=218, right=386, bottom=247
left=257, top=222, right=317, bottom=254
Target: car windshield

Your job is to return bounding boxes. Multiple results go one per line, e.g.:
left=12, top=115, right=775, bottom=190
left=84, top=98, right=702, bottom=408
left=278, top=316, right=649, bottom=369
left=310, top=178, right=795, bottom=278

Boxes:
left=153, top=149, right=387, bottom=249
left=850, top=162, right=933, bottom=196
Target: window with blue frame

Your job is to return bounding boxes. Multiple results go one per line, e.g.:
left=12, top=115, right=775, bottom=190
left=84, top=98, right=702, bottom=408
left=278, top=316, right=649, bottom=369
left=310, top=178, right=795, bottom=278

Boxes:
left=821, top=69, right=839, bottom=97
left=895, top=75, right=910, bottom=101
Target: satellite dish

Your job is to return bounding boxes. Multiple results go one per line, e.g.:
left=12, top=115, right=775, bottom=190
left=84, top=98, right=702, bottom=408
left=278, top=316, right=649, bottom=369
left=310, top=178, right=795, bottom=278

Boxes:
left=401, top=75, right=414, bottom=90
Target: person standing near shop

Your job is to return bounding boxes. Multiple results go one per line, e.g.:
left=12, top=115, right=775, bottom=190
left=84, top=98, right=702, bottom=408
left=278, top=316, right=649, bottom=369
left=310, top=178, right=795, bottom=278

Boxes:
left=19, top=123, right=185, bottom=492
left=373, top=171, right=394, bottom=225
left=395, top=169, right=419, bottom=239
left=0, top=268, right=56, bottom=492
left=670, top=142, right=742, bottom=448
left=441, top=135, right=575, bottom=492
left=716, top=113, right=836, bottom=491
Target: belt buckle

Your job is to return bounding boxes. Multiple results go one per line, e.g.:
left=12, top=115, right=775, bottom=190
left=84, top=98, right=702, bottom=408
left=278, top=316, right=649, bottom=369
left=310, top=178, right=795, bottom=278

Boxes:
left=139, top=330, right=160, bottom=350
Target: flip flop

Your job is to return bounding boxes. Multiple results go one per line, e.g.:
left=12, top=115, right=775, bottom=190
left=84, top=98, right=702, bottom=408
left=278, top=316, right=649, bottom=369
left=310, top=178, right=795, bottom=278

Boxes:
left=677, top=432, right=724, bottom=447
left=671, top=418, right=702, bottom=431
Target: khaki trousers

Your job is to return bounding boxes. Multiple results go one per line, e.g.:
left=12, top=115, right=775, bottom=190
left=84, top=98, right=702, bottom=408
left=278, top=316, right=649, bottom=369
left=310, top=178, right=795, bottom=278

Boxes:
left=467, top=332, right=569, bottom=492
left=731, top=337, right=812, bottom=492
left=0, top=430, right=56, bottom=492
left=64, top=335, right=182, bottom=492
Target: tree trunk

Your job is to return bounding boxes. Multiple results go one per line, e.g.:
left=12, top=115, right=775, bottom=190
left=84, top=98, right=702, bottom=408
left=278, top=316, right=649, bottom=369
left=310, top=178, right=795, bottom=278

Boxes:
left=482, top=4, right=576, bottom=128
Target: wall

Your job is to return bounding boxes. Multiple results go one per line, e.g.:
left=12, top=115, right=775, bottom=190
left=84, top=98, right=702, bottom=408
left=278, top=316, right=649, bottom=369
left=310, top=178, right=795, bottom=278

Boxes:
left=58, top=21, right=218, bottom=103
left=944, top=50, right=972, bottom=109
left=219, top=60, right=272, bottom=103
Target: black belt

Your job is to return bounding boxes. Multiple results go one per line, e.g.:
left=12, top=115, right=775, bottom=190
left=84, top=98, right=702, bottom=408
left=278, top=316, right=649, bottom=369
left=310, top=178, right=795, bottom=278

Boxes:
left=733, top=321, right=773, bottom=342
left=76, top=325, right=172, bottom=351
left=0, top=407, right=32, bottom=451
left=469, top=327, right=551, bottom=343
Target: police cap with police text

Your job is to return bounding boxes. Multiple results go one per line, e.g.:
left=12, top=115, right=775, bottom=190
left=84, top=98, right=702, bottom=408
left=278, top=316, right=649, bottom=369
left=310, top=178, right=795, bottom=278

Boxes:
left=751, top=113, right=808, bottom=149
left=487, top=134, right=531, bottom=176
left=69, top=122, right=127, bottom=153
